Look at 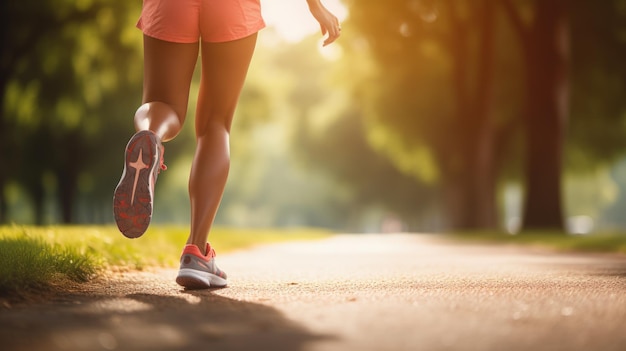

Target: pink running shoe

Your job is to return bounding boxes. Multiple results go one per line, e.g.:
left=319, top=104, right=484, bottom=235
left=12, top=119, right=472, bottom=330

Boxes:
left=113, top=130, right=166, bottom=238
left=176, top=243, right=228, bottom=289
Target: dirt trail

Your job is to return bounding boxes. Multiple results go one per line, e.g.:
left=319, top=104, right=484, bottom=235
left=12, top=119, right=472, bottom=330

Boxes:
left=1, top=234, right=626, bottom=351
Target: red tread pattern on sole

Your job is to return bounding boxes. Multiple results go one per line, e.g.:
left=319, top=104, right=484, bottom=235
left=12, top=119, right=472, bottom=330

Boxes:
left=113, top=131, right=160, bottom=238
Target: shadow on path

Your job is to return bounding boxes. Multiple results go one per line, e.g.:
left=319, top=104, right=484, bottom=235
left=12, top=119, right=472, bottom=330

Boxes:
left=0, top=285, right=333, bottom=350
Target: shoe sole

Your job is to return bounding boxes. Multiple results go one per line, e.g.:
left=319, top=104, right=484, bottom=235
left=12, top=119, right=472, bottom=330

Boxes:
left=176, top=268, right=228, bottom=289
left=113, top=131, right=160, bottom=238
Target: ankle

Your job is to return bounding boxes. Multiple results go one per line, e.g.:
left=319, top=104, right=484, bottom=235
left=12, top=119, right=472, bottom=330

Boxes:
left=186, top=242, right=208, bottom=256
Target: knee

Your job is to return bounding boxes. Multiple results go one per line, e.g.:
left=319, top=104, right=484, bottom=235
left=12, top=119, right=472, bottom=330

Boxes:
left=135, top=102, right=185, bottom=141
left=135, top=102, right=184, bottom=125
left=195, top=114, right=233, bottom=139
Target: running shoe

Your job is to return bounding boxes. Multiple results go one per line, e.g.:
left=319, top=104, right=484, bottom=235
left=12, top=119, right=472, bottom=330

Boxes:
left=113, top=130, right=166, bottom=238
left=176, top=243, right=228, bottom=289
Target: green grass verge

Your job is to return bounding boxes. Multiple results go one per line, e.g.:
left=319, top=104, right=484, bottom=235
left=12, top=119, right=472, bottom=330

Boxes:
left=0, top=236, right=97, bottom=295
left=449, top=230, right=626, bottom=254
left=0, top=225, right=332, bottom=295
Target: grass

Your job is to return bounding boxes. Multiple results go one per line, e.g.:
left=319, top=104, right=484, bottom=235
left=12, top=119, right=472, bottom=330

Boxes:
left=0, top=236, right=97, bottom=295
left=449, top=230, right=626, bottom=254
left=0, top=225, right=332, bottom=295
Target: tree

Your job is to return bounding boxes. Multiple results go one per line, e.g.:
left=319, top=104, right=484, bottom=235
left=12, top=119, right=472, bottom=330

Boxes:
left=303, top=108, right=439, bottom=231
left=501, top=0, right=626, bottom=231
left=500, top=0, right=568, bottom=231
left=566, top=0, right=626, bottom=168
left=342, top=0, right=626, bottom=232
left=343, top=0, right=501, bottom=230
left=1, top=0, right=144, bottom=223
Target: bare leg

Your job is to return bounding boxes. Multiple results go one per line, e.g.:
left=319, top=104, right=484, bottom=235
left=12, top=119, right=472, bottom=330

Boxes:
left=137, top=36, right=199, bottom=142
left=114, top=36, right=200, bottom=238
left=187, top=34, right=258, bottom=254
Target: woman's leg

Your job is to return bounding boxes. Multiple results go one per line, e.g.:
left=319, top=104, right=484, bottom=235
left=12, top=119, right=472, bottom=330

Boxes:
left=114, top=36, right=199, bottom=238
left=187, top=34, right=258, bottom=254
left=137, top=35, right=199, bottom=141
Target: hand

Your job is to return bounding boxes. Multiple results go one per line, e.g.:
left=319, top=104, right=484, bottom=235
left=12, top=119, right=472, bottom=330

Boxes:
left=307, top=0, right=341, bottom=46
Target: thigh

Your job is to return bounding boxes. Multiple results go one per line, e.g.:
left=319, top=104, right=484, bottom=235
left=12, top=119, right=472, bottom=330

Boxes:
left=142, top=35, right=199, bottom=122
left=199, top=0, right=265, bottom=43
left=138, top=0, right=201, bottom=44
left=196, top=33, right=258, bottom=135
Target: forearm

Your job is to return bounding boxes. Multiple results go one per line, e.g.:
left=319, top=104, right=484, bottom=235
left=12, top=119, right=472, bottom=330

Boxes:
left=306, top=0, right=323, bottom=10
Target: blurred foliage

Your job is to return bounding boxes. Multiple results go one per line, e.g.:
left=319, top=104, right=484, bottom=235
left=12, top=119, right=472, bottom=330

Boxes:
left=259, top=35, right=439, bottom=230
left=339, top=0, right=626, bottom=231
left=2, top=1, right=626, bottom=233
left=1, top=0, right=144, bottom=224
left=567, top=0, right=626, bottom=168
left=341, top=0, right=514, bottom=229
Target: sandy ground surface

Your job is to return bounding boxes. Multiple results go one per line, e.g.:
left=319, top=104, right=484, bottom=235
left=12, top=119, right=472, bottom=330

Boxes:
left=1, top=233, right=625, bottom=351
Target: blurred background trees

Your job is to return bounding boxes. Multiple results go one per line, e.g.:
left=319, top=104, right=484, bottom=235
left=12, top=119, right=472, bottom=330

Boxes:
left=1, top=0, right=144, bottom=224
left=1, top=0, right=626, bottom=234
left=338, top=0, right=626, bottom=232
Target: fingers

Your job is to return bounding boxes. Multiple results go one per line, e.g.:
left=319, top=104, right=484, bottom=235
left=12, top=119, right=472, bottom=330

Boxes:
left=322, top=22, right=341, bottom=46
left=310, top=5, right=341, bottom=46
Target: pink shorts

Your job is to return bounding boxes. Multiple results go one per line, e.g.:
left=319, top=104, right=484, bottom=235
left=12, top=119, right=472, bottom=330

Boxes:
left=137, top=0, right=265, bottom=43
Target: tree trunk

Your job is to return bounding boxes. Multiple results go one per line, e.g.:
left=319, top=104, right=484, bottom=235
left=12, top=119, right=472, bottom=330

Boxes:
left=0, top=179, right=6, bottom=223
left=0, top=110, right=6, bottom=223
left=442, top=167, right=476, bottom=229
left=444, top=0, right=497, bottom=230
left=471, top=0, right=497, bottom=228
left=522, top=0, right=569, bottom=230
left=0, top=81, right=9, bottom=223
left=58, top=171, right=76, bottom=224
left=57, top=133, right=82, bottom=224
left=31, top=183, right=45, bottom=225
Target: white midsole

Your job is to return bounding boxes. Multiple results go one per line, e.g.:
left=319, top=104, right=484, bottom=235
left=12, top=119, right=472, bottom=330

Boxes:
left=177, top=268, right=228, bottom=287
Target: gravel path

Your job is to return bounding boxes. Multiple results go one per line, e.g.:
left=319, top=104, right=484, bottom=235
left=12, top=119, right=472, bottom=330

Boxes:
left=1, top=233, right=625, bottom=351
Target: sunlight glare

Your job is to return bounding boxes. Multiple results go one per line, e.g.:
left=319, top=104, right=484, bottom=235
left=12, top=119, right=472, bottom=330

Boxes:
left=261, top=0, right=348, bottom=43
left=317, top=39, right=343, bottom=60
